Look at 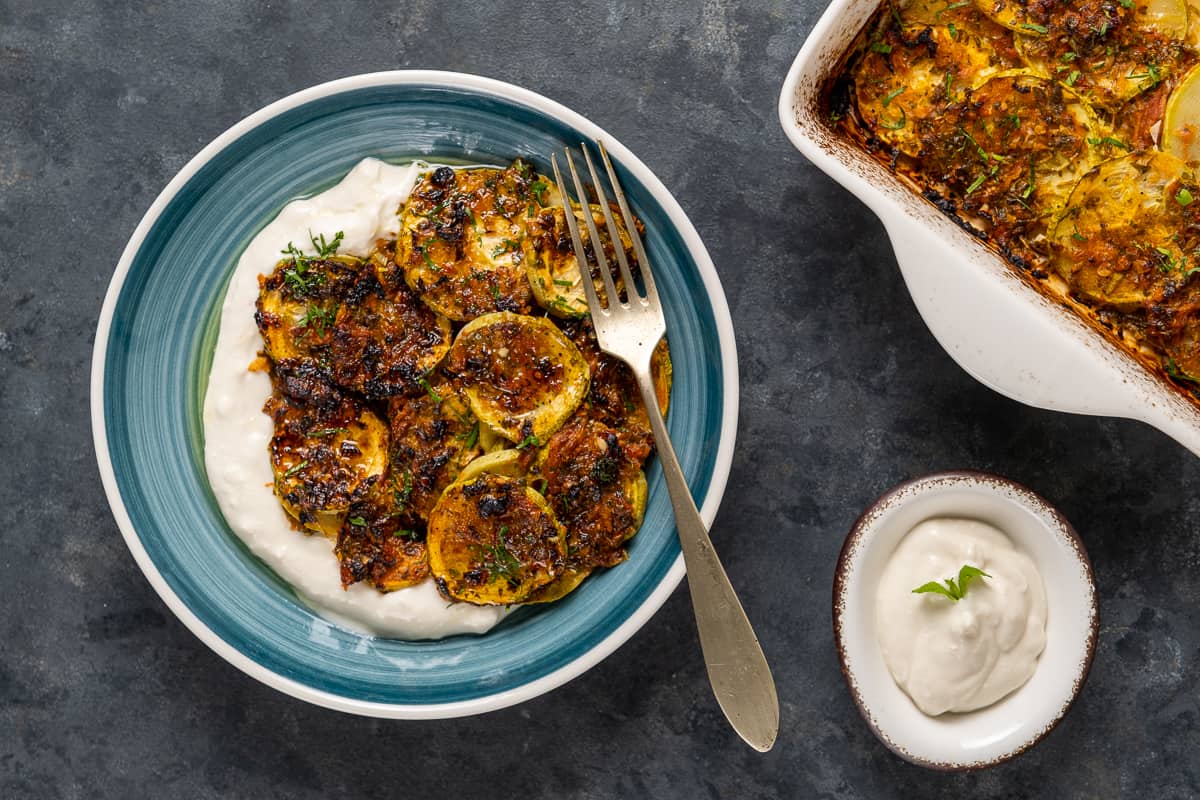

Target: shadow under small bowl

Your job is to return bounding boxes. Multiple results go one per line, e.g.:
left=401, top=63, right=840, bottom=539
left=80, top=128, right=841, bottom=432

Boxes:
left=833, top=471, right=1098, bottom=770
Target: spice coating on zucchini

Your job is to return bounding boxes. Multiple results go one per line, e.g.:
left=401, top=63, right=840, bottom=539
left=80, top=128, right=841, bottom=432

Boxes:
left=443, top=311, right=591, bottom=443
left=427, top=473, right=566, bottom=605
left=393, top=162, right=542, bottom=321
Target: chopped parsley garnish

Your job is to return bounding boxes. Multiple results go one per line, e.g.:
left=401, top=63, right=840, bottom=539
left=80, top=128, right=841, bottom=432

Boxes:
left=879, top=106, right=907, bottom=130
left=882, top=87, right=906, bottom=107
left=1167, top=358, right=1200, bottom=384
left=1087, top=136, right=1131, bottom=151
left=1129, top=64, right=1163, bottom=89
left=457, top=421, right=480, bottom=450
left=393, top=470, right=414, bottom=511
left=419, top=377, right=443, bottom=404
left=283, top=460, right=308, bottom=478
left=1021, top=158, right=1036, bottom=200
left=296, top=304, right=337, bottom=336
left=348, top=516, right=367, bottom=527
left=1155, top=246, right=1187, bottom=274
left=419, top=243, right=440, bottom=272
left=553, top=278, right=575, bottom=287
left=1020, top=22, right=1048, bottom=34
left=965, top=165, right=999, bottom=195
left=869, top=40, right=892, bottom=54
left=310, top=230, right=344, bottom=258
left=515, top=434, right=542, bottom=450
left=306, top=427, right=349, bottom=438
left=478, top=525, right=521, bottom=579
left=491, top=238, right=521, bottom=258
left=529, top=179, right=550, bottom=204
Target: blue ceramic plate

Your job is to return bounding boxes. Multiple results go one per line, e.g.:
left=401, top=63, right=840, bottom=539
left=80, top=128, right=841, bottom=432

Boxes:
left=92, top=71, right=738, bottom=718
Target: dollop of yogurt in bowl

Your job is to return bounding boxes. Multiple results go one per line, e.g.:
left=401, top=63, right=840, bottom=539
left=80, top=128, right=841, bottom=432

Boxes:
left=202, top=157, right=509, bottom=639
left=875, top=518, right=1047, bottom=716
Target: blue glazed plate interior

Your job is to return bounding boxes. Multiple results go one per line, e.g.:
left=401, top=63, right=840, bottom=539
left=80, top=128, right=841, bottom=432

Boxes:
left=103, top=84, right=726, bottom=706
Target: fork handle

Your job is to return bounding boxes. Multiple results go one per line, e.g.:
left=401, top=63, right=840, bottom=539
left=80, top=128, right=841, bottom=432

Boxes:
left=634, top=367, right=779, bottom=752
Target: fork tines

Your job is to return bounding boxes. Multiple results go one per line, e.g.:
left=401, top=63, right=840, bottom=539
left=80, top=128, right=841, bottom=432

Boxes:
left=549, top=142, right=661, bottom=319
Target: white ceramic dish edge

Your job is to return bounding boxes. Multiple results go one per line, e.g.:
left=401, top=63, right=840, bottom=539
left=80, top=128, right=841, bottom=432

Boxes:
left=91, top=70, right=740, bottom=719
left=778, top=0, right=1200, bottom=457
left=833, top=471, right=1099, bottom=769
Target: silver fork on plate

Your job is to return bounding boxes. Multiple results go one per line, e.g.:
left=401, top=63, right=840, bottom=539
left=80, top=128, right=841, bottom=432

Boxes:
left=550, top=142, right=779, bottom=752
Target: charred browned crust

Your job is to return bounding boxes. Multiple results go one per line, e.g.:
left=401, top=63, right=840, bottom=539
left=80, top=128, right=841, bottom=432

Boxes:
left=329, top=270, right=451, bottom=399
left=385, top=388, right=481, bottom=524
left=265, top=390, right=381, bottom=524
left=335, top=488, right=430, bottom=592
left=540, top=418, right=643, bottom=569
left=442, top=316, right=568, bottom=419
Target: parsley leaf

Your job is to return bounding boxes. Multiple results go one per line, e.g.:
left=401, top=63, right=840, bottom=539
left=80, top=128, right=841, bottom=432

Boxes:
left=912, top=564, right=991, bottom=601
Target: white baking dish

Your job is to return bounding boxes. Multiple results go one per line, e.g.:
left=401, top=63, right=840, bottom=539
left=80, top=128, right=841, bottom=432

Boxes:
left=778, top=0, right=1200, bottom=456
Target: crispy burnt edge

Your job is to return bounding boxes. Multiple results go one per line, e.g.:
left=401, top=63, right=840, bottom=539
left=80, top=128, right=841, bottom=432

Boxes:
left=327, top=264, right=451, bottom=399
left=334, top=476, right=431, bottom=592
left=818, top=3, right=1200, bottom=403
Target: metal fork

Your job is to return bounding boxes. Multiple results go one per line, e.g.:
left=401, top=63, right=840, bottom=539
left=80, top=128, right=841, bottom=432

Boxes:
left=550, top=142, right=779, bottom=753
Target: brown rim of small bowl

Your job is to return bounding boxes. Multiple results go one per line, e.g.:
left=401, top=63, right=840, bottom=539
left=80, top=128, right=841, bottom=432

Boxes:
left=831, top=469, right=1100, bottom=772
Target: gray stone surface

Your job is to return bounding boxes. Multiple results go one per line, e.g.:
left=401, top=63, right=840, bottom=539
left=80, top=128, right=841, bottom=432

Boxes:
left=2, top=0, right=1198, bottom=796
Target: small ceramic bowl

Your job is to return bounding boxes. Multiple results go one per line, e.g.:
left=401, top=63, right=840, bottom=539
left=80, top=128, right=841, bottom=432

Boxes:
left=833, top=471, right=1098, bottom=770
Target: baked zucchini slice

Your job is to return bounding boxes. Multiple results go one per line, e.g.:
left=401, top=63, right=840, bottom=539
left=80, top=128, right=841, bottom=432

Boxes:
left=559, top=318, right=672, bottom=455
left=913, top=71, right=1097, bottom=234
left=525, top=202, right=640, bottom=318
left=456, top=448, right=529, bottom=483
left=444, top=311, right=590, bottom=443
left=255, top=255, right=362, bottom=363
left=538, top=418, right=647, bottom=570
left=385, top=380, right=483, bottom=525
left=1014, top=29, right=1184, bottom=110
left=522, top=564, right=593, bottom=604
left=1051, top=151, right=1196, bottom=310
left=327, top=256, right=453, bottom=399
left=427, top=473, right=567, bottom=605
left=265, top=394, right=389, bottom=536
left=855, top=24, right=1002, bottom=157
left=1163, top=60, right=1200, bottom=161
left=335, top=495, right=430, bottom=592
left=392, top=162, right=542, bottom=321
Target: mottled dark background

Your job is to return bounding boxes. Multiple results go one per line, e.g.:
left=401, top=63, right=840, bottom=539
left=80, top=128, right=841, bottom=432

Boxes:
left=3, top=0, right=1197, bottom=797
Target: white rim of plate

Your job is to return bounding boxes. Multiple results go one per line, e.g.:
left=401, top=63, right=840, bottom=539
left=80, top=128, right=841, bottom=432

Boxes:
left=90, top=70, right=740, bottom=719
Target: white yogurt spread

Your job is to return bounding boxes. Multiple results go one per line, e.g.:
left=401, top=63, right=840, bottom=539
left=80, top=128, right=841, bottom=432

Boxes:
left=875, top=518, right=1047, bottom=716
left=202, top=158, right=508, bottom=639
